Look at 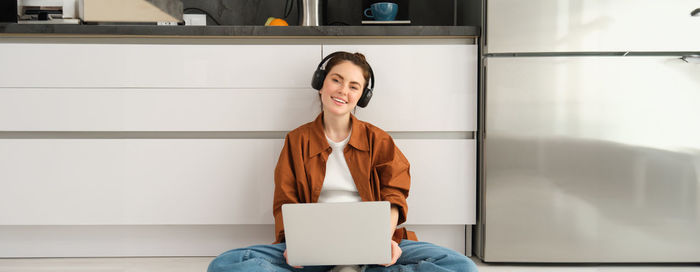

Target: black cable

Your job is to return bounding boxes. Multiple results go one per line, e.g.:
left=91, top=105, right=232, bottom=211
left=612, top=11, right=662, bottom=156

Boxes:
left=283, top=0, right=294, bottom=19
left=297, top=0, right=302, bottom=24
left=183, top=7, right=221, bottom=25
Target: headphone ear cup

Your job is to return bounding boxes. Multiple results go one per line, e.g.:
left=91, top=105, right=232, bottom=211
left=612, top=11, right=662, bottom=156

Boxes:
left=357, top=88, right=373, bottom=108
left=311, top=69, right=327, bottom=90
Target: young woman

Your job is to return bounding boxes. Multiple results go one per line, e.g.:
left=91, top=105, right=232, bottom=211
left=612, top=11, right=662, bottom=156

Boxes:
left=208, top=52, right=478, bottom=272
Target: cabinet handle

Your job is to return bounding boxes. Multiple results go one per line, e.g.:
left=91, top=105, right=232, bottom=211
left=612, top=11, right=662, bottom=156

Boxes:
left=681, top=55, right=700, bottom=63
left=692, top=8, right=700, bottom=16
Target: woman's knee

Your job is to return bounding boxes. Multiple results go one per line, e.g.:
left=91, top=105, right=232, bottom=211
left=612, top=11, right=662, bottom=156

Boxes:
left=399, top=241, right=478, bottom=271
left=208, top=248, right=250, bottom=272
left=207, top=244, right=286, bottom=272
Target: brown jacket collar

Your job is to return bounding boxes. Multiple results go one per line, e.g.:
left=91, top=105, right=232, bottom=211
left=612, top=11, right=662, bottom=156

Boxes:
left=308, top=112, right=370, bottom=158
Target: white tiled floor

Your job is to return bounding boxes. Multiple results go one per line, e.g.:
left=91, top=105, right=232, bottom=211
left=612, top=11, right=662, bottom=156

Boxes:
left=0, top=257, right=698, bottom=272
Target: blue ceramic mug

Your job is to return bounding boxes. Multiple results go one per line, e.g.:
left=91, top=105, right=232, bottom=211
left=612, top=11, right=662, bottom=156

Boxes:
left=364, top=2, right=398, bottom=21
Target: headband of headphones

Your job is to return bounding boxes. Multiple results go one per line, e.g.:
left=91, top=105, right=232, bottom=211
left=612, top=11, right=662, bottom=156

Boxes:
left=312, top=52, right=375, bottom=93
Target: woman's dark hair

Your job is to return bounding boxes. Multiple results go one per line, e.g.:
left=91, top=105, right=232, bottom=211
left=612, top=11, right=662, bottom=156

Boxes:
left=324, top=52, right=372, bottom=90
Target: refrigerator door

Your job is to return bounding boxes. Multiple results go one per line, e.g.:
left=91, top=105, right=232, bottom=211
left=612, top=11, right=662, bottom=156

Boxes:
left=483, top=56, right=700, bottom=262
left=486, top=0, right=700, bottom=53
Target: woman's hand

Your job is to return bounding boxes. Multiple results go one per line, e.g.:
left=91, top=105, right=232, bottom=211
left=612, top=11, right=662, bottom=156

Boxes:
left=284, top=249, right=303, bottom=269
left=382, top=240, right=402, bottom=267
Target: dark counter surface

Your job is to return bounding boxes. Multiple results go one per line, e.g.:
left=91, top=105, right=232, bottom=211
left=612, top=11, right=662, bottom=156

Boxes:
left=0, top=24, right=479, bottom=38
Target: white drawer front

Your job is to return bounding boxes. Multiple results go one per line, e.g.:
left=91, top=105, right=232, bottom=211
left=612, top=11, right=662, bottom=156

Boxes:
left=0, top=139, right=283, bottom=225
left=487, top=0, right=700, bottom=53
left=0, top=43, right=319, bottom=88
left=323, top=44, right=478, bottom=132
left=0, top=89, right=320, bottom=131
left=0, top=139, right=475, bottom=225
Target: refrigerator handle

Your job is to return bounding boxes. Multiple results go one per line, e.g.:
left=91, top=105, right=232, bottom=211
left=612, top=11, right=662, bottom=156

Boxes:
left=680, top=55, right=700, bottom=63
left=692, top=8, right=700, bottom=16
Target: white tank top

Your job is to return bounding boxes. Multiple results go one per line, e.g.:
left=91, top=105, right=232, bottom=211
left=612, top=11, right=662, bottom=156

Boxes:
left=317, top=132, right=362, bottom=203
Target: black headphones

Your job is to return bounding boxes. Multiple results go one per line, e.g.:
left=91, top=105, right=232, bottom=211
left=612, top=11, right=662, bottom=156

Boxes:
left=311, top=52, right=375, bottom=108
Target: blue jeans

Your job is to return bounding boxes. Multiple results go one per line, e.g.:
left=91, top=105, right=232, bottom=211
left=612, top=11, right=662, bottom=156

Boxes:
left=208, top=240, right=478, bottom=272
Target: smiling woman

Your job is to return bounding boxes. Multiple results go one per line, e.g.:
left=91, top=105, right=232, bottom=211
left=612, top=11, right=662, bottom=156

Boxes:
left=313, top=52, right=374, bottom=114
left=315, top=52, right=372, bottom=141
left=206, top=51, right=477, bottom=272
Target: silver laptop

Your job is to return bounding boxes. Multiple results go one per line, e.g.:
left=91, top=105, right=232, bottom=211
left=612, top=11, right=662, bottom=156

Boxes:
left=282, top=201, right=392, bottom=266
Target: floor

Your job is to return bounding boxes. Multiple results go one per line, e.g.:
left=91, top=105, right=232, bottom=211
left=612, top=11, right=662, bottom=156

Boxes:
left=0, top=257, right=698, bottom=272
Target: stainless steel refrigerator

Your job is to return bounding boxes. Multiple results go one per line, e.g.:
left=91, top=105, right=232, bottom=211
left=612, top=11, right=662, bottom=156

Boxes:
left=476, top=0, right=700, bottom=262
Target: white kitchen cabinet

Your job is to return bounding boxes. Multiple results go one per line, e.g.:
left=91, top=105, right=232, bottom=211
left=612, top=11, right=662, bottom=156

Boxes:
left=487, top=0, right=700, bottom=53
left=0, top=39, right=478, bottom=256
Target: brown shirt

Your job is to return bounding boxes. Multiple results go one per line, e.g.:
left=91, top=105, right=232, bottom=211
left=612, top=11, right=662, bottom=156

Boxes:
left=273, top=113, right=417, bottom=244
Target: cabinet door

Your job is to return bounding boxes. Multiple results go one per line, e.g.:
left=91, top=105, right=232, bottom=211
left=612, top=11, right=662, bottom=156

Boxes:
left=322, top=44, right=477, bottom=132
left=487, top=0, right=700, bottom=53
left=484, top=56, right=700, bottom=262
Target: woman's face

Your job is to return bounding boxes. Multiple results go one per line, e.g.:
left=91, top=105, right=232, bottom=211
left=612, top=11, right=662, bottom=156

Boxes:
left=319, top=61, right=366, bottom=117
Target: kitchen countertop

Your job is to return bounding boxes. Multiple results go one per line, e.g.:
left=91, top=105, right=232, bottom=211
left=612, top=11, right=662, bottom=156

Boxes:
left=0, top=24, right=479, bottom=38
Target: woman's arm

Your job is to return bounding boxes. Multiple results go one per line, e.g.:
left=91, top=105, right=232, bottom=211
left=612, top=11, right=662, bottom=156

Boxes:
left=383, top=204, right=402, bottom=267
left=272, top=133, right=301, bottom=243
left=375, top=136, right=411, bottom=231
